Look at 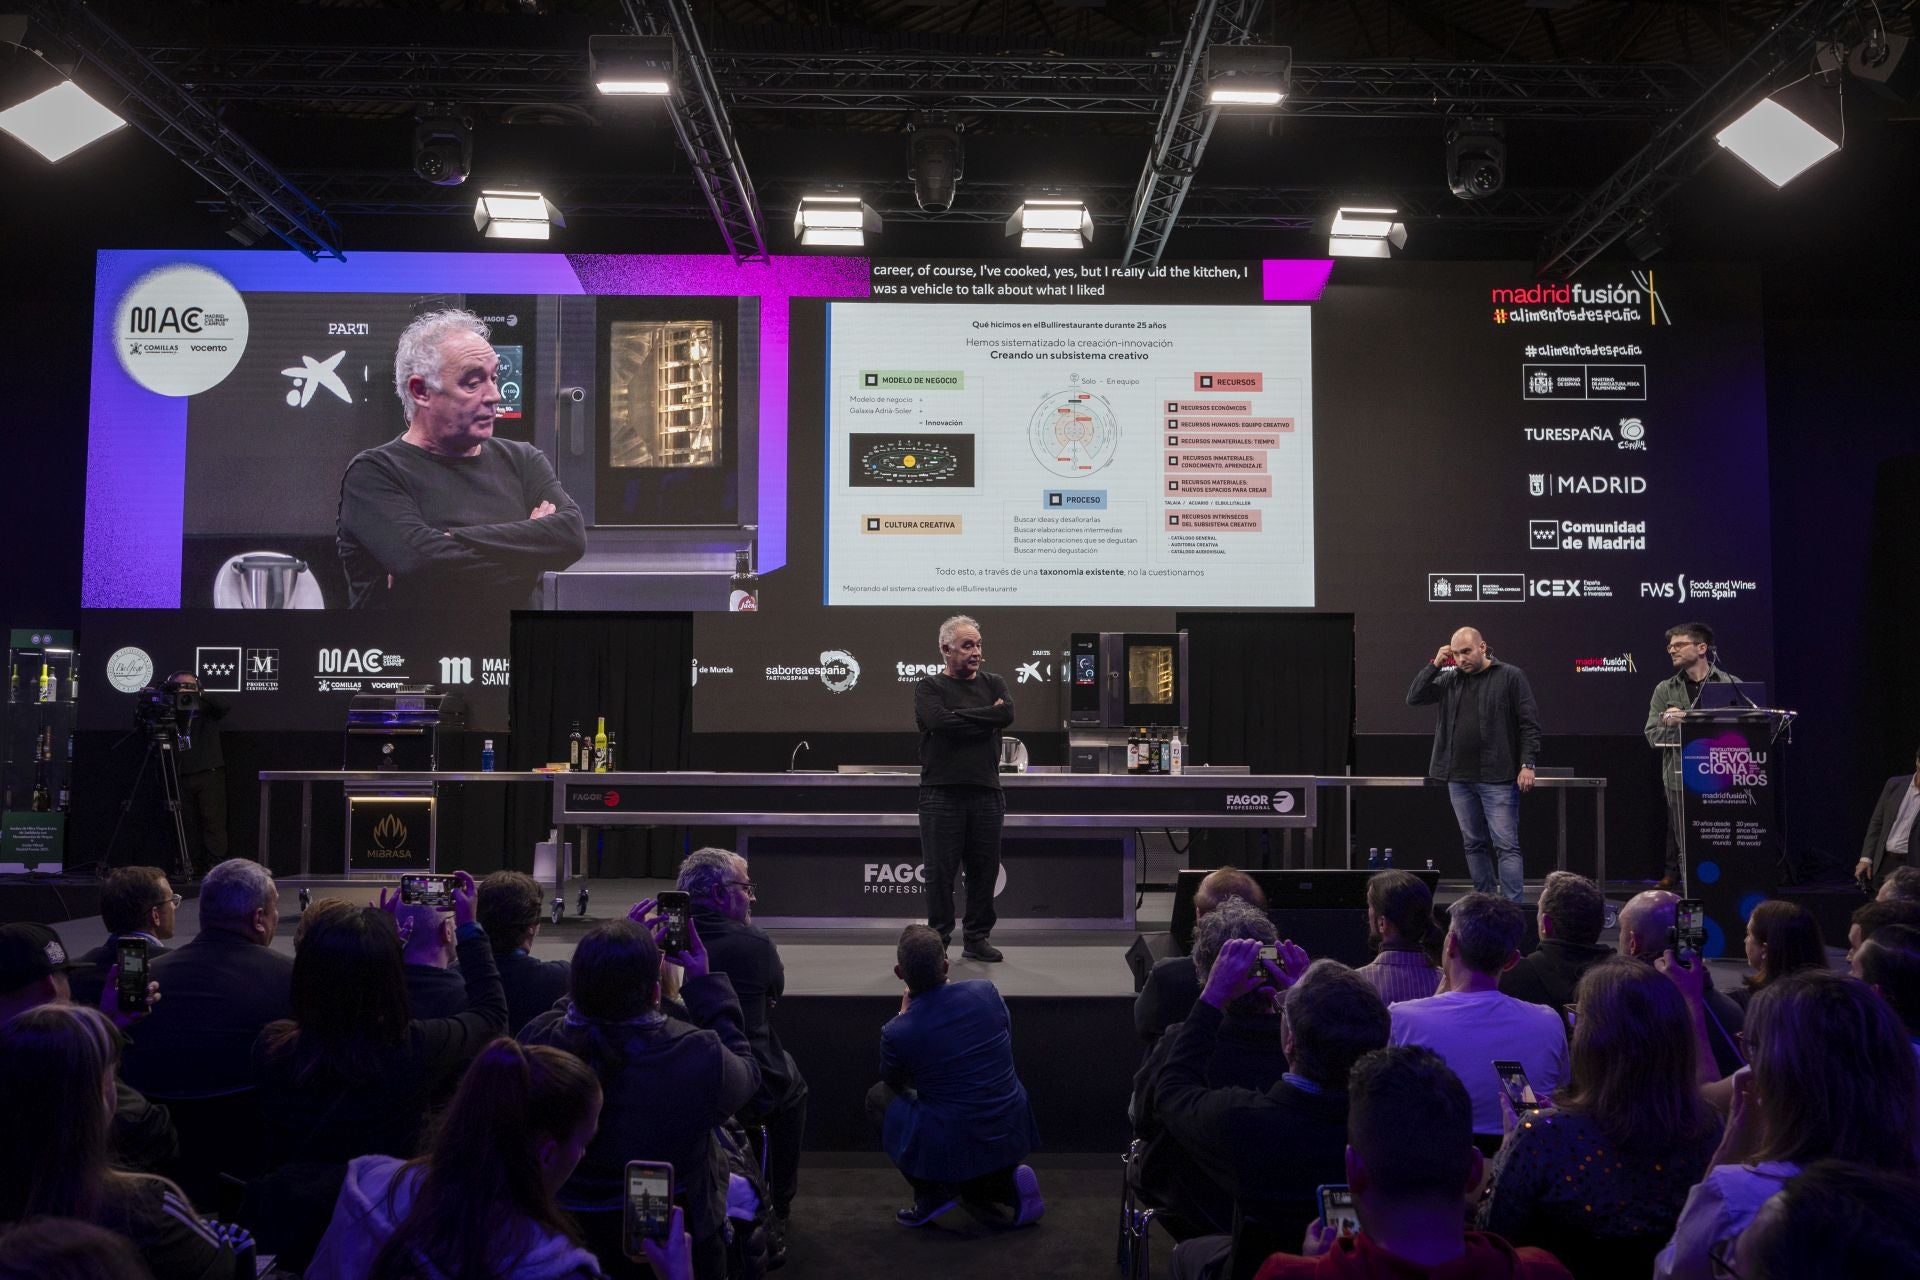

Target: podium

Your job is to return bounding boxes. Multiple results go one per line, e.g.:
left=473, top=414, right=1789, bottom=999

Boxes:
left=1678, top=706, right=1796, bottom=957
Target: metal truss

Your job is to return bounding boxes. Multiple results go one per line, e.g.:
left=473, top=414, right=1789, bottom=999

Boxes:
left=138, top=42, right=1709, bottom=121
left=621, top=0, right=771, bottom=264
left=27, top=0, right=343, bottom=259
left=1536, top=0, right=1864, bottom=278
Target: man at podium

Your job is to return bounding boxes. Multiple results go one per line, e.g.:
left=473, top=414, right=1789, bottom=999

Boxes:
left=1644, top=623, right=1740, bottom=889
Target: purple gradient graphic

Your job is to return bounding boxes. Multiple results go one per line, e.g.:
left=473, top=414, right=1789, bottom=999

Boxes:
left=84, top=250, right=870, bottom=605
left=1262, top=259, right=1335, bottom=301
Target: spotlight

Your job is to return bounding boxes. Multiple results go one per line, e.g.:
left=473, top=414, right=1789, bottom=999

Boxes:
left=907, top=116, right=963, bottom=213
left=589, top=34, right=676, bottom=96
left=1621, top=211, right=1669, bottom=262
left=1327, top=206, right=1406, bottom=258
left=1007, top=199, right=1092, bottom=250
left=1715, top=85, right=1840, bottom=188
left=794, top=195, right=881, bottom=248
left=0, top=79, right=127, bottom=163
left=1849, top=32, right=1917, bottom=104
left=1445, top=118, right=1505, bottom=201
left=413, top=105, right=472, bottom=187
left=1205, top=45, right=1290, bottom=106
left=473, top=189, right=564, bottom=240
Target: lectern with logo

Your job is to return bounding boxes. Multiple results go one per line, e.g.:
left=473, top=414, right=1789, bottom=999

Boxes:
left=1678, top=702, right=1795, bottom=958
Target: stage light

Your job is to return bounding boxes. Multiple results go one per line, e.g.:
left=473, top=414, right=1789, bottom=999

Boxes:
left=1715, top=93, right=1839, bottom=188
left=0, top=79, right=127, bottom=163
left=473, top=189, right=564, bottom=240
left=413, top=105, right=473, bottom=186
left=1445, top=118, right=1505, bottom=201
left=1007, top=199, right=1092, bottom=250
left=1205, top=45, right=1290, bottom=106
left=589, top=34, right=676, bottom=95
left=794, top=195, right=880, bottom=248
left=1327, top=206, right=1406, bottom=258
left=907, top=116, right=963, bottom=213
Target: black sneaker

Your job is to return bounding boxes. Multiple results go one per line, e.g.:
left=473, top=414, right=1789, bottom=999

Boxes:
left=962, top=940, right=1004, bottom=962
left=765, top=1212, right=788, bottom=1269
left=895, top=1195, right=958, bottom=1227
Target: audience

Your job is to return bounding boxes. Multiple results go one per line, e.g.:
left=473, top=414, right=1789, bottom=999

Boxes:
left=1131, top=897, right=1287, bottom=1240
left=397, top=898, right=468, bottom=1020
left=306, top=1038, right=605, bottom=1279
left=1252, top=1046, right=1573, bottom=1279
left=478, top=871, right=571, bottom=1035
left=1654, top=968, right=1920, bottom=1280
left=0, top=1218, right=156, bottom=1280
left=1138, top=866, right=1270, bottom=1041
left=1479, top=959, right=1722, bottom=1277
left=1388, top=894, right=1568, bottom=1141
left=1616, top=890, right=1743, bottom=1077
left=121, top=858, right=290, bottom=1098
left=1732, top=900, right=1826, bottom=1010
left=1353, top=870, right=1443, bottom=1007
left=1879, top=864, right=1920, bottom=903
left=1854, top=921, right=1920, bottom=1038
left=1845, top=897, right=1920, bottom=967
left=0, top=1004, right=236, bottom=1280
left=677, top=847, right=807, bottom=1263
left=519, top=911, right=759, bottom=1280
left=1499, top=872, right=1610, bottom=1025
left=870, top=924, right=1043, bottom=1231
left=71, top=866, right=178, bottom=1007
left=1159, top=947, right=1389, bottom=1280
left=1728, top=1160, right=1920, bottom=1280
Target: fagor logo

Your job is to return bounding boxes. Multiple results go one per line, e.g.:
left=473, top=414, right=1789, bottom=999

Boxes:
left=863, top=862, right=1006, bottom=897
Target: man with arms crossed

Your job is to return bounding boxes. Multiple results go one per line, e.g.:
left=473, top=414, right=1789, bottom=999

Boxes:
left=1855, top=747, right=1920, bottom=894
left=1645, top=622, right=1739, bottom=889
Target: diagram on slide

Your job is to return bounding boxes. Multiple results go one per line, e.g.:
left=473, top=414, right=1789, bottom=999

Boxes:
left=1028, top=390, right=1120, bottom=477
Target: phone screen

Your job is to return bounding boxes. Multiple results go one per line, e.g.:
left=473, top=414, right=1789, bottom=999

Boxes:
left=1673, top=899, right=1707, bottom=954
left=658, top=891, right=690, bottom=953
left=400, top=875, right=455, bottom=908
left=116, top=939, right=149, bottom=1007
left=1317, top=1184, right=1359, bottom=1235
left=624, top=1162, right=674, bottom=1256
left=1494, top=1060, right=1537, bottom=1110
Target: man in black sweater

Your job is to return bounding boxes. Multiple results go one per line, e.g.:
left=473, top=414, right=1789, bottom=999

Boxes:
left=914, top=614, right=1014, bottom=963
left=338, top=308, right=585, bottom=611
left=1500, top=870, right=1613, bottom=1027
left=476, top=870, right=571, bottom=1035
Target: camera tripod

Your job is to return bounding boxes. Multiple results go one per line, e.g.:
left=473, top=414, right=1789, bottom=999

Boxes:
left=100, top=726, right=196, bottom=882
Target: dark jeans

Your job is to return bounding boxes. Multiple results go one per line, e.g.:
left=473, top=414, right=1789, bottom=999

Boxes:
left=865, top=1081, right=1019, bottom=1210
left=180, top=766, right=228, bottom=874
left=919, top=784, right=1004, bottom=945
left=751, top=1086, right=807, bottom=1218
left=1664, top=787, right=1684, bottom=880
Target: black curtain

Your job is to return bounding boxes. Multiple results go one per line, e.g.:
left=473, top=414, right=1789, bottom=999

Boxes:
left=506, top=612, right=693, bottom=879
left=1175, top=612, right=1356, bottom=868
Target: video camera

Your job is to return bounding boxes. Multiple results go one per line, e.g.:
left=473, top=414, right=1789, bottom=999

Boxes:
left=132, top=678, right=202, bottom=741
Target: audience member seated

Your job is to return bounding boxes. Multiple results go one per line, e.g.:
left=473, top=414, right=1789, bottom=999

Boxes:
left=1161, top=948, right=1390, bottom=1280
left=1731, top=900, right=1826, bottom=1011
left=869, top=924, right=1043, bottom=1231
left=306, top=1038, right=605, bottom=1279
left=1353, top=870, right=1442, bottom=1007
left=1654, top=968, right=1920, bottom=1280
left=1854, top=922, right=1920, bottom=1040
left=0, top=1004, right=236, bottom=1280
left=1131, top=897, right=1288, bottom=1240
left=1251, top=1046, right=1573, bottom=1280
left=0, top=1217, right=156, bottom=1280
left=1879, top=864, right=1920, bottom=904
left=1389, top=894, right=1568, bottom=1143
left=1726, top=1160, right=1920, bottom=1280
left=397, top=899, right=468, bottom=1020
left=518, top=911, right=759, bottom=1280
left=0, top=921, right=175, bottom=1173
left=478, top=871, right=571, bottom=1035
left=1478, top=959, right=1722, bottom=1277
left=678, top=847, right=807, bottom=1260
left=1616, top=890, right=1743, bottom=1077
left=71, top=866, right=178, bottom=1007
left=121, top=858, right=290, bottom=1099
left=1844, top=898, right=1920, bottom=968
left=1498, top=872, right=1611, bottom=1026
left=1138, top=867, right=1269, bottom=1042
left=251, top=870, right=505, bottom=1258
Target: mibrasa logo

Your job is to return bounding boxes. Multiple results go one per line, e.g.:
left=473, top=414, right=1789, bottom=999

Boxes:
left=372, top=814, right=408, bottom=850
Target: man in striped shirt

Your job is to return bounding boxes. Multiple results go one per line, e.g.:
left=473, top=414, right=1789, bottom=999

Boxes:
left=1353, top=871, right=1442, bottom=1007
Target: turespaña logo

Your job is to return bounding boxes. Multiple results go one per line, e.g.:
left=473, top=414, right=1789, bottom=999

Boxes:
left=114, top=264, right=250, bottom=396
left=1573, top=654, right=1637, bottom=674
left=1617, top=418, right=1648, bottom=451
left=107, top=647, right=154, bottom=694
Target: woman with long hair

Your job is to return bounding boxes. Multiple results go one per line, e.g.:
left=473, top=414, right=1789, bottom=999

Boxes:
left=307, top=1038, right=605, bottom=1279
left=1479, top=959, right=1722, bottom=1276
left=0, top=1005, right=234, bottom=1280
left=1654, top=968, right=1920, bottom=1280
left=1734, top=900, right=1826, bottom=1009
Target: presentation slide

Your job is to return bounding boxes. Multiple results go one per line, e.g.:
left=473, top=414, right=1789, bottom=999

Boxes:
left=824, top=303, right=1313, bottom=607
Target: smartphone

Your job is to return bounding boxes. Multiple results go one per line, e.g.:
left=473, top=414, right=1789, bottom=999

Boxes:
left=1257, top=942, right=1279, bottom=964
left=623, top=1160, right=675, bottom=1258
left=115, top=937, right=150, bottom=1010
left=1493, top=1060, right=1538, bottom=1111
left=657, top=890, right=691, bottom=953
left=1669, top=898, right=1707, bottom=960
left=1316, top=1184, right=1360, bottom=1236
left=399, top=874, right=455, bottom=909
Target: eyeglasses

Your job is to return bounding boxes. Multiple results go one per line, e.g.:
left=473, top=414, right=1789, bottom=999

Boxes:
left=1666, top=641, right=1705, bottom=652
left=159, top=893, right=183, bottom=909
left=1708, top=1236, right=1745, bottom=1279
left=726, top=880, right=757, bottom=895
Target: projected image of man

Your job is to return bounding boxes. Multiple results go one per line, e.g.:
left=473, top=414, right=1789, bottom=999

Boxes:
left=337, top=309, right=585, bottom=610
left=1407, top=628, right=1541, bottom=902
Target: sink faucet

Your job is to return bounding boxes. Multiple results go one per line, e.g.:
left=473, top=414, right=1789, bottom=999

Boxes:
left=789, top=740, right=811, bottom=771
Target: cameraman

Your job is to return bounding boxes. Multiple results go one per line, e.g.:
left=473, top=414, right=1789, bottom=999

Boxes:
left=165, top=673, right=229, bottom=877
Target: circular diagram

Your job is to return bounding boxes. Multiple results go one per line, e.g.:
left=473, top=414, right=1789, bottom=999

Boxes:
left=1028, top=390, right=1120, bottom=477
left=854, top=437, right=967, bottom=485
